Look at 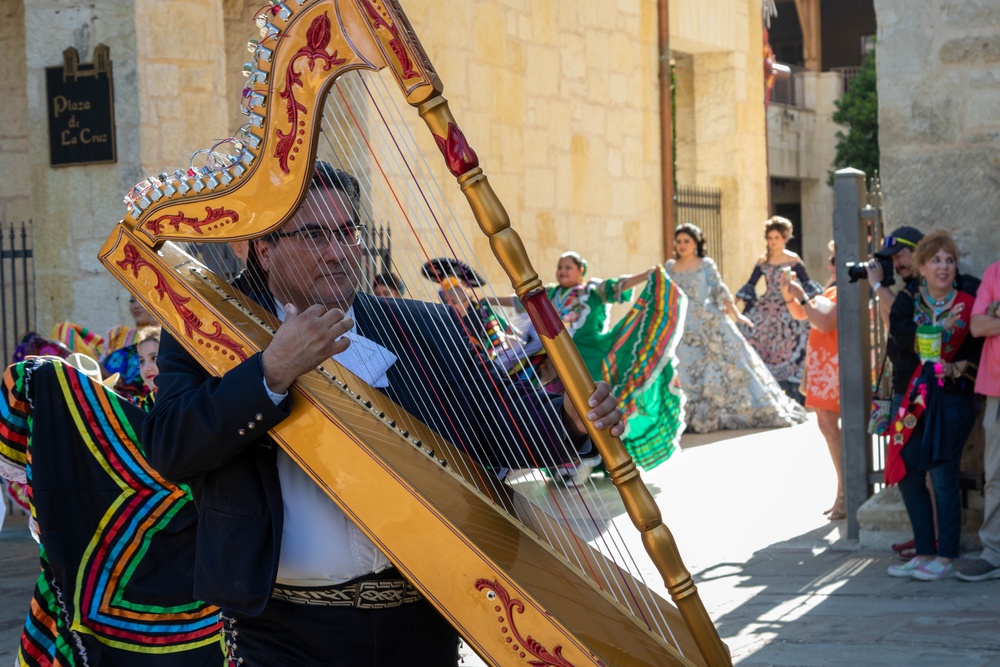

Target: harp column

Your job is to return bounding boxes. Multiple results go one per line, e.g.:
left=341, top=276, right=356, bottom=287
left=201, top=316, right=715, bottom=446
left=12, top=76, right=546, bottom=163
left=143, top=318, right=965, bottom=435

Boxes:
left=416, top=94, right=732, bottom=667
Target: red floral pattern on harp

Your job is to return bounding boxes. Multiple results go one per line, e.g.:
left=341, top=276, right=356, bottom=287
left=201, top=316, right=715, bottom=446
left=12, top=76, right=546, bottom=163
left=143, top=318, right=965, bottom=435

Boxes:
left=474, top=579, right=580, bottom=667
left=144, top=206, right=239, bottom=235
left=359, top=0, right=418, bottom=80
left=434, top=123, right=479, bottom=177
left=117, top=243, right=249, bottom=362
left=274, top=12, right=347, bottom=173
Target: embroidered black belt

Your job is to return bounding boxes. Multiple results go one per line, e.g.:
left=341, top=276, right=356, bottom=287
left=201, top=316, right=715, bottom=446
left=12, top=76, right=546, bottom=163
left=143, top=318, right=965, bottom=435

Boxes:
left=272, top=569, right=422, bottom=609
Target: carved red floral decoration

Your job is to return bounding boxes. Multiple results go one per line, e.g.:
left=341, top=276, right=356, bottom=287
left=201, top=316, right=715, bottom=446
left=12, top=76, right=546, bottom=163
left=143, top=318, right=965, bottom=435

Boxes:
left=359, top=0, right=418, bottom=80
left=144, top=206, right=239, bottom=235
left=274, top=12, right=347, bottom=173
left=117, top=243, right=249, bottom=362
left=434, top=123, right=479, bottom=176
left=474, top=579, right=577, bottom=667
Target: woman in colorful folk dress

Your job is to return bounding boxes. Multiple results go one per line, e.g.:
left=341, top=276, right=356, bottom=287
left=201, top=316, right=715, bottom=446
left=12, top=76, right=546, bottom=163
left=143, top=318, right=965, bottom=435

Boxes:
left=667, top=224, right=806, bottom=433
left=885, top=231, right=982, bottom=581
left=736, top=217, right=821, bottom=403
left=499, top=251, right=686, bottom=484
left=782, top=243, right=844, bottom=520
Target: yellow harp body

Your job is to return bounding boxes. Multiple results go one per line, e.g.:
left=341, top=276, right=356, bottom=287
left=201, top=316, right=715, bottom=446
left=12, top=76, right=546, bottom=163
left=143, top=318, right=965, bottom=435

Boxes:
left=99, top=2, right=730, bottom=665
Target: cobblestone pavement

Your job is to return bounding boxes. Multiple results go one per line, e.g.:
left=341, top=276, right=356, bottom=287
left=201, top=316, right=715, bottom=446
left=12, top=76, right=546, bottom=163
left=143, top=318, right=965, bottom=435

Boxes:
left=4, top=415, right=999, bottom=665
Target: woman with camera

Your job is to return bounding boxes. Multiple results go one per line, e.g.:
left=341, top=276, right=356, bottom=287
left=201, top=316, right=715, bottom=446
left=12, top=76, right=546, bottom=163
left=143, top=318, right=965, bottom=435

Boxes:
left=885, top=231, right=982, bottom=581
left=781, top=243, right=844, bottom=520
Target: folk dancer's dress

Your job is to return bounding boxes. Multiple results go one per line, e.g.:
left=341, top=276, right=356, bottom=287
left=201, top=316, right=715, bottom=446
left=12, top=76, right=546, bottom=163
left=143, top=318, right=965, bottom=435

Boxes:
left=736, top=262, right=822, bottom=400
left=667, top=258, right=807, bottom=433
left=542, top=269, right=687, bottom=469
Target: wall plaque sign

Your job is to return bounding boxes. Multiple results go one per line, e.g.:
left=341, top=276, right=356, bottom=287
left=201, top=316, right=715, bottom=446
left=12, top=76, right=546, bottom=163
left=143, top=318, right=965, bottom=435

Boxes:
left=46, top=44, right=117, bottom=167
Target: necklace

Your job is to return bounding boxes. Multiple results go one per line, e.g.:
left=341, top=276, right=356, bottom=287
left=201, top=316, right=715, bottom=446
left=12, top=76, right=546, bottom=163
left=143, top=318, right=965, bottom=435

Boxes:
left=922, top=286, right=954, bottom=308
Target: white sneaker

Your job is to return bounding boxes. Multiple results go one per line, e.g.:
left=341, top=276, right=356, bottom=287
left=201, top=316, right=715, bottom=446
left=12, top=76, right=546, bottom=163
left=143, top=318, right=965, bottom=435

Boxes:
left=887, top=557, right=928, bottom=578
left=911, top=560, right=955, bottom=581
left=557, top=454, right=603, bottom=488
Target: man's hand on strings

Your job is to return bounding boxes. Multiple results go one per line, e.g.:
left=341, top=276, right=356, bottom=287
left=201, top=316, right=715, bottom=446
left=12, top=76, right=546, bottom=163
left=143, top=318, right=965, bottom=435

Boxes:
left=563, top=381, right=626, bottom=438
left=262, top=303, right=353, bottom=394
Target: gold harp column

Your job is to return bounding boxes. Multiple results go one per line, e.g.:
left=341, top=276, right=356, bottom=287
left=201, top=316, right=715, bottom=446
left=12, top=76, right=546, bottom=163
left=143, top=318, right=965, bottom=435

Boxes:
left=415, top=90, right=732, bottom=667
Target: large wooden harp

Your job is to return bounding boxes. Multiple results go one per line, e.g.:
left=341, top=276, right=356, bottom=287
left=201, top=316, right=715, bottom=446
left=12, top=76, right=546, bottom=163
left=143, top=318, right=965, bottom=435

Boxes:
left=98, top=2, right=730, bottom=665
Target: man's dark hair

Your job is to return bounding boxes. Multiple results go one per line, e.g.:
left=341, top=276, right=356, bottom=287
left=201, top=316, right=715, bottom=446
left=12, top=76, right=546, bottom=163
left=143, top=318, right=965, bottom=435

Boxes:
left=373, top=271, right=405, bottom=296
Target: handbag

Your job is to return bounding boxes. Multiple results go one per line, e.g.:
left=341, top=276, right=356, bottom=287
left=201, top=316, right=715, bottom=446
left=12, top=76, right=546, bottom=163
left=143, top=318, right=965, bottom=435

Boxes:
left=867, top=353, right=891, bottom=436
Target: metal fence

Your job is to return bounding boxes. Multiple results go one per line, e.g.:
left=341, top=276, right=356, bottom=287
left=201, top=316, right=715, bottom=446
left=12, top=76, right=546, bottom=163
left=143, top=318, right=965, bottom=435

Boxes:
left=1, top=221, right=35, bottom=364
left=830, top=66, right=862, bottom=97
left=771, top=63, right=806, bottom=108
left=674, top=185, right=724, bottom=275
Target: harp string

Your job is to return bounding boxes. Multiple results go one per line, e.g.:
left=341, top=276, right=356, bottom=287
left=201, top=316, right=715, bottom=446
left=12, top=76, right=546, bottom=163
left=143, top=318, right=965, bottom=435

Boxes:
left=353, top=72, right=683, bottom=646
left=310, top=68, right=678, bottom=643
left=322, top=79, right=629, bottom=595
left=324, top=73, right=656, bottom=600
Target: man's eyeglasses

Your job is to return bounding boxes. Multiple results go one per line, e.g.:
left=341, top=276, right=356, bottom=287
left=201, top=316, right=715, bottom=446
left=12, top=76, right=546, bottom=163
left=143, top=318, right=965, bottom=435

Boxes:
left=883, top=235, right=917, bottom=250
left=272, top=225, right=363, bottom=247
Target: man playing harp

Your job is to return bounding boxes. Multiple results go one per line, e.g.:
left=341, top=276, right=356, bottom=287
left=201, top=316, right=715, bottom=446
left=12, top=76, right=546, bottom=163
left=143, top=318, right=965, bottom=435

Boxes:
left=142, top=161, right=626, bottom=666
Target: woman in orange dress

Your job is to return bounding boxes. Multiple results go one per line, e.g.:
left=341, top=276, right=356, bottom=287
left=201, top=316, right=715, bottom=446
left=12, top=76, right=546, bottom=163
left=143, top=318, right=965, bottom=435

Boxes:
left=782, top=244, right=843, bottom=520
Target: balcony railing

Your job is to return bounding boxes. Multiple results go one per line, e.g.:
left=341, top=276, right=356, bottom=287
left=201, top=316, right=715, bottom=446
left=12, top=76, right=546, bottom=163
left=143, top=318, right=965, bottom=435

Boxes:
left=830, top=66, right=862, bottom=96
left=770, top=62, right=806, bottom=108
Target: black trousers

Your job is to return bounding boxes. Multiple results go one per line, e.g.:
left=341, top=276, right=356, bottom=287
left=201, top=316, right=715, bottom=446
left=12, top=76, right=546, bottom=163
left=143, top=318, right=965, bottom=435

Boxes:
left=224, top=595, right=459, bottom=667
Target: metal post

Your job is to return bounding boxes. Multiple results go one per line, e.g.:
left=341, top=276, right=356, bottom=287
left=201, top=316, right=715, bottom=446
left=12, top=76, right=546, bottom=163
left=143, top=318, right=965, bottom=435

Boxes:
left=1, top=223, right=8, bottom=363
left=833, top=168, right=871, bottom=540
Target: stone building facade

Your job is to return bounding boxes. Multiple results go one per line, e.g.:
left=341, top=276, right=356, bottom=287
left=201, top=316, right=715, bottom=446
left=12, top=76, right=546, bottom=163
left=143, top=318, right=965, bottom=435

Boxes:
left=874, top=0, right=1000, bottom=277
left=0, top=0, right=769, bottom=335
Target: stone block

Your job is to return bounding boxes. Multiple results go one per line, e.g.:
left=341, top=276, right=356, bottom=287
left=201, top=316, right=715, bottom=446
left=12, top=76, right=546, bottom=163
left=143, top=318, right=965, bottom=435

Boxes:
left=938, top=35, right=1000, bottom=65
left=880, top=148, right=1000, bottom=275
left=941, top=0, right=1000, bottom=28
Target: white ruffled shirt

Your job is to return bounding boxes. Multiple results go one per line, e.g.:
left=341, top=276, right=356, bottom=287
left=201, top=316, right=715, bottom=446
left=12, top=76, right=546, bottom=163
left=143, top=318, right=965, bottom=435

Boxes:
left=265, top=303, right=398, bottom=586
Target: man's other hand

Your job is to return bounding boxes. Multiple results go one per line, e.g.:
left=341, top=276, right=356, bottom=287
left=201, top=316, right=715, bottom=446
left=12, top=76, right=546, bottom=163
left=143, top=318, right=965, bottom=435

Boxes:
left=262, top=303, right=354, bottom=393
left=563, top=381, right=626, bottom=438
left=866, top=257, right=885, bottom=284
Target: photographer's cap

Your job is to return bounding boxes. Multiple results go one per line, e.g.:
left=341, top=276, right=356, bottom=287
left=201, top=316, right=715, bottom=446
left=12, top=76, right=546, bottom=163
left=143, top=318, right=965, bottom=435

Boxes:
left=876, top=226, right=923, bottom=257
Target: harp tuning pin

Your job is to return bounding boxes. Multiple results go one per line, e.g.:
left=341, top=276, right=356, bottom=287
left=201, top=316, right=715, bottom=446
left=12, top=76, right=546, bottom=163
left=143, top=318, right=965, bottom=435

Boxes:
left=259, top=22, right=280, bottom=40
left=242, top=63, right=254, bottom=78
left=246, top=39, right=259, bottom=54
left=272, top=3, right=292, bottom=21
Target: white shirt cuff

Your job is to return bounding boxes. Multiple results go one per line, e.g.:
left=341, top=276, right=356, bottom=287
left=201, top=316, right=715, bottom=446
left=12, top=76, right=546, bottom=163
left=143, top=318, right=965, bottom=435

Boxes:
left=263, top=377, right=288, bottom=405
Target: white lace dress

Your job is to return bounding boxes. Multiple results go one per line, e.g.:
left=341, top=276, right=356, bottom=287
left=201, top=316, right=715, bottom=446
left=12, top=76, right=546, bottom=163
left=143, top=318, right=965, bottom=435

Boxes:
left=667, top=258, right=807, bottom=433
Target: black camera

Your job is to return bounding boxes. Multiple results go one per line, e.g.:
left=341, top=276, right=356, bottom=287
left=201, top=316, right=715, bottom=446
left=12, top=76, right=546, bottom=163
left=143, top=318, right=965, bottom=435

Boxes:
left=845, top=255, right=894, bottom=285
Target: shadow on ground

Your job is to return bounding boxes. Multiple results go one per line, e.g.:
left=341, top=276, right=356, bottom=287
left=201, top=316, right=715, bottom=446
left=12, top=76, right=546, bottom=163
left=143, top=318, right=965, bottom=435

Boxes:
left=693, top=524, right=1000, bottom=667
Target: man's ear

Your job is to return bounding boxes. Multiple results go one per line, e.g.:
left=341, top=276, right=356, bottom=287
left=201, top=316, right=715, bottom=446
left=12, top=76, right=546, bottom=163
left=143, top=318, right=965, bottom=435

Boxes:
left=254, top=239, right=271, bottom=273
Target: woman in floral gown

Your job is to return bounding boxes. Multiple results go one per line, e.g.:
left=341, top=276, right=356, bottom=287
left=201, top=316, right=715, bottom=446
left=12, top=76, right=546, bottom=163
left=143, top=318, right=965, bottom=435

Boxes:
left=667, top=224, right=807, bottom=433
left=736, top=217, right=821, bottom=403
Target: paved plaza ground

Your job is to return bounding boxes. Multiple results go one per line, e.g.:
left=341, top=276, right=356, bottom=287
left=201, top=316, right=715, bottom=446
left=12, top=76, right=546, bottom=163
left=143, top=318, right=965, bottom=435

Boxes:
left=2, top=414, right=998, bottom=665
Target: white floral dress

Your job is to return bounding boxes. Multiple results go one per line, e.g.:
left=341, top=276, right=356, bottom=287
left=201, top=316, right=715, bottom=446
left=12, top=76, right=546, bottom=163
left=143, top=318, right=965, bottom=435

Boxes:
left=667, top=258, right=807, bottom=433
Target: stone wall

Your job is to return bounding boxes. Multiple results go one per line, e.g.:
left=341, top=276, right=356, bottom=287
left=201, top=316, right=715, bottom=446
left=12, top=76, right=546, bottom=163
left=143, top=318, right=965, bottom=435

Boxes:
left=875, top=0, right=1000, bottom=277
left=767, top=71, right=842, bottom=276
left=670, top=1, right=769, bottom=290
left=0, top=1, right=29, bottom=223
left=5, top=0, right=769, bottom=334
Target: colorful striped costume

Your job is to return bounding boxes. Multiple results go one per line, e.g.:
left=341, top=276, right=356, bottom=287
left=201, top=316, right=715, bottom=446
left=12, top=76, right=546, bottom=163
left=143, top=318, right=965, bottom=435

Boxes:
left=0, top=359, right=222, bottom=666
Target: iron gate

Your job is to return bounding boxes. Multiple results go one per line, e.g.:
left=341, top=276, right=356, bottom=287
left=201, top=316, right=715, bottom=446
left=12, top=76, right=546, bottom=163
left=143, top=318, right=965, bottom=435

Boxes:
left=674, top=185, right=724, bottom=274
left=1, top=221, right=35, bottom=364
